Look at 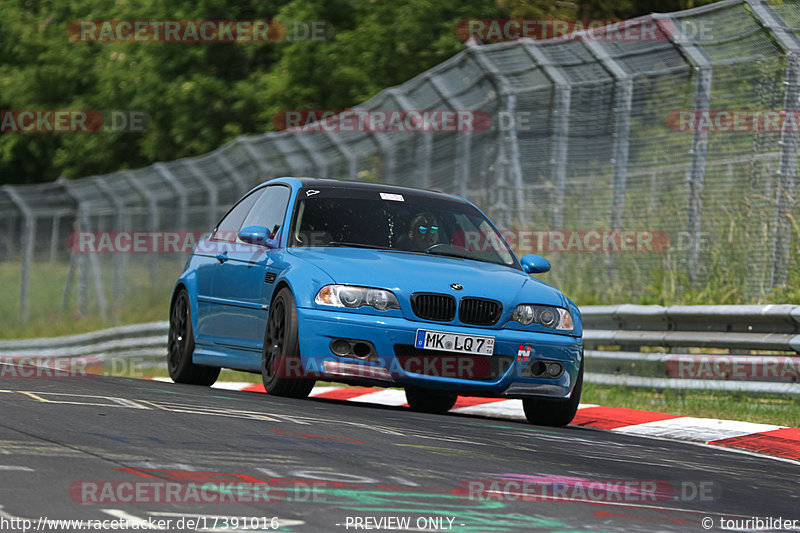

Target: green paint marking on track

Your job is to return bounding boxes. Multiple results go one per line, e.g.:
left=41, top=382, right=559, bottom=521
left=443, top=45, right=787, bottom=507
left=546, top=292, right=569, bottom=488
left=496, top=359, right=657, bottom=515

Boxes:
left=454, top=419, right=596, bottom=440
left=202, top=484, right=571, bottom=532
left=132, top=387, right=180, bottom=394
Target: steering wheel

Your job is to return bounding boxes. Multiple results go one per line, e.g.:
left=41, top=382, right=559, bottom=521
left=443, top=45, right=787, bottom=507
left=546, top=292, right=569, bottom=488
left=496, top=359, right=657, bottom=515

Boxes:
left=424, top=243, right=451, bottom=253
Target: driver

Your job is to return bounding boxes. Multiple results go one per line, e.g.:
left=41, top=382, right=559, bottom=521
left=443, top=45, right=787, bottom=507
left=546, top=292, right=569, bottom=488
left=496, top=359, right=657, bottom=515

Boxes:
left=407, top=212, right=439, bottom=252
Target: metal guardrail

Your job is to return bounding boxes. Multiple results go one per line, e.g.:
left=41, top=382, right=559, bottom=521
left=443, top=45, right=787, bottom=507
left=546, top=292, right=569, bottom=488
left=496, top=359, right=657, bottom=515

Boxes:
left=0, top=322, right=168, bottom=359
left=1, top=306, right=798, bottom=394
left=583, top=305, right=800, bottom=395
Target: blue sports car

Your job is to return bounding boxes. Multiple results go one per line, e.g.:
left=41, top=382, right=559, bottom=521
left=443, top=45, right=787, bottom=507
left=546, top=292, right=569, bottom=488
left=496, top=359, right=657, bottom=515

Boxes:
left=168, top=177, right=583, bottom=426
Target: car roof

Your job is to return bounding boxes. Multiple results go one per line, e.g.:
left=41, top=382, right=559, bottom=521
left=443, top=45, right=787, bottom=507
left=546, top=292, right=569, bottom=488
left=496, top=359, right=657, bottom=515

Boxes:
left=275, top=177, right=465, bottom=203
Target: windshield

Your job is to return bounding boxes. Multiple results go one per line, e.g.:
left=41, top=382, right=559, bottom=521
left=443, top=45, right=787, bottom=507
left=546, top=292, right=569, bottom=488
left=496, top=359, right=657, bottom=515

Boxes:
left=289, top=188, right=518, bottom=268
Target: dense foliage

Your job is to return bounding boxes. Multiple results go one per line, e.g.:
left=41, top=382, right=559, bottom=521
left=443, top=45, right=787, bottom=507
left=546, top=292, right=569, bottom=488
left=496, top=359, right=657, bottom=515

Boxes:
left=0, top=0, right=716, bottom=184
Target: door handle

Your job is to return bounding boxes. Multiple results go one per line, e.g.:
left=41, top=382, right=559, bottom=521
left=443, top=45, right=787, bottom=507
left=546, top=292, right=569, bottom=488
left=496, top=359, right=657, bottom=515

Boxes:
left=216, top=251, right=228, bottom=263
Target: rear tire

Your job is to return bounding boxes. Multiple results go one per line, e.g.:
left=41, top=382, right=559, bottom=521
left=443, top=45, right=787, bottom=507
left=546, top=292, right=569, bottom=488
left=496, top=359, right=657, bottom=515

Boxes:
left=261, top=288, right=315, bottom=398
left=522, top=357, right=583, bottom=427
left=167, top=288, right=220, bottom=386
left=405, top=387, right=458, bottom=414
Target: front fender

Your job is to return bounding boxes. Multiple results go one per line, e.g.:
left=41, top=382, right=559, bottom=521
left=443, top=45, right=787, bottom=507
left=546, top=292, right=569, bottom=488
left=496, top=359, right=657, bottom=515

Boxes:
left=280, top=250, right=337, bottom=308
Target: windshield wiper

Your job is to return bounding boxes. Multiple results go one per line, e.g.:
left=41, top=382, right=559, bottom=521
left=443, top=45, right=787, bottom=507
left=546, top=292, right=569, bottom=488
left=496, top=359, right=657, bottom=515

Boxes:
left=423, top=249, right=495, bottom=264
left=326, top=241, right=392, bottom=250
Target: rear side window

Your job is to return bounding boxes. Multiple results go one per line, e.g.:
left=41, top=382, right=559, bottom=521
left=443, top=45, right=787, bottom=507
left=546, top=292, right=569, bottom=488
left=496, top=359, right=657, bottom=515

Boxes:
left=212, top=189, right=263, bottom=242
left=240, top=185, right=291, bottom=240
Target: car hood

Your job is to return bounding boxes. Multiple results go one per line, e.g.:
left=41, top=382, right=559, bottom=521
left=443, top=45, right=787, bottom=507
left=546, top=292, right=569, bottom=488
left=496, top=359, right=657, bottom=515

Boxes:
left=287, top=247, right=566, bottom=307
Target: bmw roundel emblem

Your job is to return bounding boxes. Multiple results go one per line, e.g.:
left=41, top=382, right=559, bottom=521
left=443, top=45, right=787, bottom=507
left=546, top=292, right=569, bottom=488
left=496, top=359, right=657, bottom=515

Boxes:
left=450, top=283, right=463, bottom=291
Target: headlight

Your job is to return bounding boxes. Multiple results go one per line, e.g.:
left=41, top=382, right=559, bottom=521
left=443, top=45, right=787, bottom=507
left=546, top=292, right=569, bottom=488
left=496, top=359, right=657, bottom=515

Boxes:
left=511, top=304, right=573, bottom=330
left=315, top=285, right=400, bottom=311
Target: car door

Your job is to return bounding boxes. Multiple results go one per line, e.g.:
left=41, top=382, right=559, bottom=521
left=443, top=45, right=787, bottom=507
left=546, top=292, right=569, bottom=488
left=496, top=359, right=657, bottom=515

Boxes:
left=191, top=249, right=219, bottom=347
left=211, top=184, right=292, bottom=355
left=199, top=188, right=264, bottom=344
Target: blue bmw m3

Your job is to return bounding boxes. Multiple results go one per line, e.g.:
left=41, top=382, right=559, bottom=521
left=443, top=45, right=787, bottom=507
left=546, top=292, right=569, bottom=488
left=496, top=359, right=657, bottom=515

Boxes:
left=168, top=177, right=583, bottom=426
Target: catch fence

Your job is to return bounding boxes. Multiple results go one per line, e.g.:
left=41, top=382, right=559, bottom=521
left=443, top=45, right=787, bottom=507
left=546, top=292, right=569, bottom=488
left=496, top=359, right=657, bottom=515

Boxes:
left=3, top=0, right=800, bottom=324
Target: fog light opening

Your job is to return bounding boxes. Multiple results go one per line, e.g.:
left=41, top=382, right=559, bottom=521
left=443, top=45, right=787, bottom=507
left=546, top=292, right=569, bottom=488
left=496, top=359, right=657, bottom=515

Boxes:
left=352, top=342, right=372, bottom=359
left=546, top=362, right=563, bottom=377
left=529, top=361, right=547, bottom=377
left=330, top=339, right=353, bottom=357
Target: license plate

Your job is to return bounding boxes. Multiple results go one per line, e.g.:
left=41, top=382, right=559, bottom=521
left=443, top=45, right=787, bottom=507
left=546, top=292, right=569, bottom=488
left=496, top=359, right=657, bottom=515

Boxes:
left=414, top=329, right=495, bottom=355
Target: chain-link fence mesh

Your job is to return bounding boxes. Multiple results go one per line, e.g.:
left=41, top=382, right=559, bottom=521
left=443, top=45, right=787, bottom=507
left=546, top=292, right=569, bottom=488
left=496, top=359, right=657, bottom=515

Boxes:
left=3, top=0, right=800, bottom=326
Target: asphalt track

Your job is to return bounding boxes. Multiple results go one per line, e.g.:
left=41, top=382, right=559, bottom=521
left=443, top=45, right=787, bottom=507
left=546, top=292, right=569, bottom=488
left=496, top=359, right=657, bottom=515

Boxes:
left=0, top=374, right=798, bottom=533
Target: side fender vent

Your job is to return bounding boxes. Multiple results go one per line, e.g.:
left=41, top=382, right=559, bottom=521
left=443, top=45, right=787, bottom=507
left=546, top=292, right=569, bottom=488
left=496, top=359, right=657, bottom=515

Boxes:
left=264, top=272, right=277, bottom=284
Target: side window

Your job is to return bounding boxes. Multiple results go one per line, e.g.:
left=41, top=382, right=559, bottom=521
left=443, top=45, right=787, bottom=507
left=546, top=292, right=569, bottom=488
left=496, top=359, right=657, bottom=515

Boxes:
left=212, top=189, right=263, bottom=242
left=240, top=186, right=291, bottom=241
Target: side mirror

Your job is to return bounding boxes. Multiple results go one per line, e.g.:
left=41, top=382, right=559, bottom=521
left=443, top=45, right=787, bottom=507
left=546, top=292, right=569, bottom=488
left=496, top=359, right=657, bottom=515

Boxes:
left=520, top=254, right=551, bottom=274
left=238, top=226, right=278, bottom=248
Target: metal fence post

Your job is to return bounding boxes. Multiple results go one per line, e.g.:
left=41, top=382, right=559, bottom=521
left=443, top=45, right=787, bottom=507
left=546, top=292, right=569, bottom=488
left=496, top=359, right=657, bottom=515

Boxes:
left=425, top=72, right=476, bottom=205
left=217, top=152, right=252, bottom=195
left=240, top=136, right=276, bottom=178
left=154, top=163, right=188, bottom=230
left=522, top=43, right=571, bottom=229
left=656, top=15, right=713, bottom=284
left=746, top=0, right=800, bottom=288
left=49, top=215, right=61, bottom=262
left=293, top=134, right=329, bottom=177
left=95, top=177, right=127, bottom=322
left=78, top=207, right=108, bottom=318
left=583, top=39, right=633, bottom=231
left=467, top=45, right=524, bottom=228
left=324, top=129, right=358, bottom=179
left=4, top=186, right=34, bottom=323
left=387, top=89, right=429, bottom=188
left=185, top=160, right=220, bottom=228
left=125, top=171, right=160, bottom=282
left=770, top=55, right=800, bottom=287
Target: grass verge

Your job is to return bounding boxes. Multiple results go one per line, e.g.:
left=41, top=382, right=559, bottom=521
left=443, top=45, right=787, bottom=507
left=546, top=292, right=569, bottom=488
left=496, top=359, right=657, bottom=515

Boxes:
left=581, top=383, right=800, bottom=427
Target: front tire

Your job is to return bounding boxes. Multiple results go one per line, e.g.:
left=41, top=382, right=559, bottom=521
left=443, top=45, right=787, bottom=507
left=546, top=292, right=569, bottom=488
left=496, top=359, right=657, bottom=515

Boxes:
left=261, top=287, right=315, bottom=398
left=522, top=357, right=583, bottom=427
left=167, top=288, right=220, bottom=386
left=405, top=387, right=458, bottom=414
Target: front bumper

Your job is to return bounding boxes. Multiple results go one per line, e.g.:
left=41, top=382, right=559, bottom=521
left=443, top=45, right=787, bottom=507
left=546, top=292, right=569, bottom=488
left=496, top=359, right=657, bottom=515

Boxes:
left=296, top=307, right=583, bottom=399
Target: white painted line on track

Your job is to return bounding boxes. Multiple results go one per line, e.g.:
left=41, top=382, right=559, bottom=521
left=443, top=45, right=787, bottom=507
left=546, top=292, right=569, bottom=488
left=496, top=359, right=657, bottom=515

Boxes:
left=345, top=389, right=408, bottom=405
left=613, top=416, right=785, bottom=443
left=451, top=400, right=526, bottom=419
